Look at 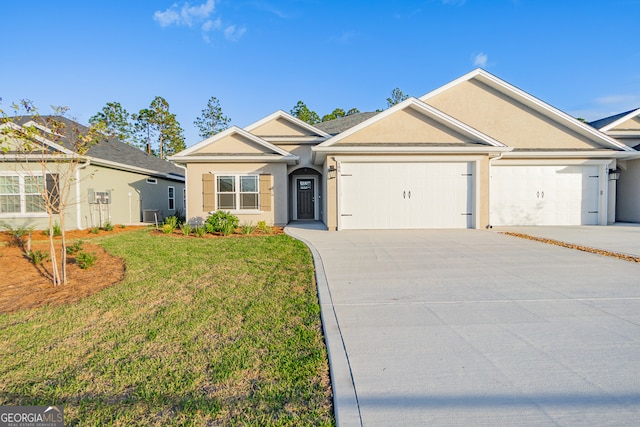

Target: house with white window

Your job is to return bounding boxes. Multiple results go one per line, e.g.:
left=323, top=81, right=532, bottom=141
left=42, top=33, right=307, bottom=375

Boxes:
left=170, top=69, right=639, bottom=230
left=0, top=116, right=185, bottom=230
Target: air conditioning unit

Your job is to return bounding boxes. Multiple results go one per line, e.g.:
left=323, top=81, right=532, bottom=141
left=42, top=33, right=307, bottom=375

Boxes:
left=143, top=209, right=163, bottom=223
left=88, top=189, right=111, bottom=204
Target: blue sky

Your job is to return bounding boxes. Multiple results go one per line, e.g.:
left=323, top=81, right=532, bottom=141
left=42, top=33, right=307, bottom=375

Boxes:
left=1, top=0, right=639, bottom=146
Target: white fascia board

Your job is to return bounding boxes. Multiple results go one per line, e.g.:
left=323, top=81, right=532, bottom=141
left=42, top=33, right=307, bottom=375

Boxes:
left=244, top=110, right=331, bottom=138
left=169, top=154, right=300, bottom=165
left=420, top=68, right=635, bottom=152
left=600, top=108, right=640, bottom=132
left=261, top=136, right=328, bottom=144
left=173, top=126, right=294, bottom=158
left=317, top=96, right=505, bottom=148
left=89, top=157, right=186, bottom=181
left=312, top=145, right=511, bottom=165
left=0, top=121, right=75, bottom=155
left=500, top=151, right=640, bottom=160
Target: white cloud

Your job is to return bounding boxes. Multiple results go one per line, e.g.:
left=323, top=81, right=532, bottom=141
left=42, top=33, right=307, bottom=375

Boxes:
left=442, top=0, right=466, bottom=5
left=473, top=52, right=488, bottom=68
left=154, top=0, right=245, bottom=43
left=595, top=95, right=638, bottom=105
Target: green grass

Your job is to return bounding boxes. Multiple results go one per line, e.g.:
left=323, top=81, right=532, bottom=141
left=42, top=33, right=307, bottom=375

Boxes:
left=0, top=230, right=334, bottom=426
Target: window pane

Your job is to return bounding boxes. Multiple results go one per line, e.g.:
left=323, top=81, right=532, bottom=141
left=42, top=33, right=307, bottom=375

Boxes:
left=26, top=195, right=46, bottom=213
left=0, top=176, right=19, bottom=194
left=218, top=193, right=236, bottom=210
left=240, top=176, right=257, bottom=193
left=0, top=195, right=20, bottom=213
left=240, top=193, right=258, bottom=210
left=168, top=187, right=175, bottom=197
left=217, top=176, right=235, bottom=192
left=24, top=176, right=43, bottom=194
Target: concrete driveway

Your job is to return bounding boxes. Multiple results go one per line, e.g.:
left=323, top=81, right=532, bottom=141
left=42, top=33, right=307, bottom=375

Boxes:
left=286, top=225, right=640, bottom=427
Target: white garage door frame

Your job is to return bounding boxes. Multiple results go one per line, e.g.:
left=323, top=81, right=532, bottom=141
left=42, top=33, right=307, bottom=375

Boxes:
left=335, top=156, right=483, bottom=230
left=489, top=159, right=613, bottom=226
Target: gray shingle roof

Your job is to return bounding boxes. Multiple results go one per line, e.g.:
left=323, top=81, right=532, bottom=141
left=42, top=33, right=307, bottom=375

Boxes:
left=11, top=115, right=184, bottom=180
left=313, top=112, right=379, bottom=135
left=589, top=108, right=640, bottom=130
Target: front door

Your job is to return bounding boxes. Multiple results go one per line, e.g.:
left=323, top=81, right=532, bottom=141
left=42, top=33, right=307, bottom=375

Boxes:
left=297, top=179, right=315, bottom=220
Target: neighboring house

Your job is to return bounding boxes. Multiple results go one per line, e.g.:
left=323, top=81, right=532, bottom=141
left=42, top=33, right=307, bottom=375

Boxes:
left=591, top=108, right=640, bottom=222
left=170, top=69, right=638, bottom=231
left=0, top=116, right=185, bottom=230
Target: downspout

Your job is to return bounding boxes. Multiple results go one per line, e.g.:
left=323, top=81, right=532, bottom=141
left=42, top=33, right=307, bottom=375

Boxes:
left=75, top=160, right=91, bottom=230
left=486, top=151, right=506, bottom=229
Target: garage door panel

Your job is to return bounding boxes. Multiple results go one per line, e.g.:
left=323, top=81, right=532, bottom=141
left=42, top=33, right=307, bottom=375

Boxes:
left=340, top=162, right=474, bottom=230
left=490, top=165, right=599, bottom=226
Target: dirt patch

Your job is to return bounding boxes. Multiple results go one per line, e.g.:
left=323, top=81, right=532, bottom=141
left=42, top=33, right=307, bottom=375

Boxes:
left=501, top=232, right=640, bottom=263
left=0, top=227, right=141, bottom=314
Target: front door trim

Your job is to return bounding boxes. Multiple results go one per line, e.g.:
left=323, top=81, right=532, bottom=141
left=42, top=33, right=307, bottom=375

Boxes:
left=293, top=175, right=319, bottom=221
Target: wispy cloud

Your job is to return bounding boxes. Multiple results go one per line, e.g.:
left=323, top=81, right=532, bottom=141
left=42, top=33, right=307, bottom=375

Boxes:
left=331, top=31, right=357, bottom=44
left=473, top=52, right=488, bottom=67
left=595, top=94, right=638, bottom=105
left=441, top=0, right=467, bottom=5
left=153, top=0, right=246, bottom=43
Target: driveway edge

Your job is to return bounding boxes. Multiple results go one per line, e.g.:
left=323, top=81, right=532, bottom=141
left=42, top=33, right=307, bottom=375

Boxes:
left=285, top=227, right=362, bottom=427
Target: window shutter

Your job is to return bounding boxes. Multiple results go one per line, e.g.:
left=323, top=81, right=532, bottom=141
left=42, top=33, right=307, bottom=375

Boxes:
left=46, top=173, right=60, bottom=213
left=203, top=174, right=215, bottom=212
left=259, top=174, right=271, bottom=212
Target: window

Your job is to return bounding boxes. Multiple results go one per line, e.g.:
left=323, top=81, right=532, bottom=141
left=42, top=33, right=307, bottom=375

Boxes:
left=216, top=175, right=259, bottom=210
left=168, top=186, right=175, bottom=211
left=0, top=174, right=46, bottom=215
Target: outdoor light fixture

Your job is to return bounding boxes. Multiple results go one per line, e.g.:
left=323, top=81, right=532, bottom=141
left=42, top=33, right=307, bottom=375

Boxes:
left=328, top=165, right=337, bottom=179
left=608, top=169, right=621, bottom=180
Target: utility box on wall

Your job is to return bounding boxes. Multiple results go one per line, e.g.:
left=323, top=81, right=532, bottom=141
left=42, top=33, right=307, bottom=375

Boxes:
left=88, top=189, right=111, bottom=204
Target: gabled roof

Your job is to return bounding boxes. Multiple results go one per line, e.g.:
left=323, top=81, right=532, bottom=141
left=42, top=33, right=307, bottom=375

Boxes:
left=590, top=108, right=640, bottom=132
left=170, top=126, right=299, bottom=165
left=244, top=110, right=330, bottom=140
left=314, top=112, right=379, bottom=135
left=420, top=68, right=635, bottom=152
left=4, top=116, right=185, bottom=180
left=312, top=97, right=509, bottom=164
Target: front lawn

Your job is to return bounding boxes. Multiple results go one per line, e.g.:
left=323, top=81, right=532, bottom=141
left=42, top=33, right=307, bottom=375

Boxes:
left=0, top=229, right=334, bottom=426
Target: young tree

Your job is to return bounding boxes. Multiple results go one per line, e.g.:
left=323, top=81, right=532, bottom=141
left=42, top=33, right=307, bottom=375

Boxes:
left=134, top=96, right=185, bottom=159
left=290, top=101, right=320, bottom=125
left=386, top=88, right=410, bottom=108
left=89, top=102, right=134, bottom=145
left=0, top=101, right=105, bottom=286
left=194, top=96, right=231, bottom=139
left=321, top=107, right=361, bottom=122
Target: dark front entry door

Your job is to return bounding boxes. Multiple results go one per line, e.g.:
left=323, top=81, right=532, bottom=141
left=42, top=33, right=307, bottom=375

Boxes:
left=297, top=179, right=314, bottom=220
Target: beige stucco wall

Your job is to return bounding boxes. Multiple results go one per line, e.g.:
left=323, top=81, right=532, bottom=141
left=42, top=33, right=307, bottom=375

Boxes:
left=612, top=116, right=640, bottom=131
left=428, top=79, right=601, bottom=149
left=322, top=154, right=491, bottom=231
left=340, top=107, right=474, bottom=144
left=616, top=158, right=640, bottom=223
left=79, top=165, right=184, bottom=228
left=192, top=133, right=271, bottom=155
left=185, top=162, right=288, bottom=226
left=250, top=118, right=316, bottom=137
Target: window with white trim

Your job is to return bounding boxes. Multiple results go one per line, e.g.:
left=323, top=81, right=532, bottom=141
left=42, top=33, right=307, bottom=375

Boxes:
left=217, top=175, right=259, bottom=210
left=0, top=174, right=46, bottom=215
left=183, top=188, right=186, bottom=209
left=168, top=186, right=175, bottom=211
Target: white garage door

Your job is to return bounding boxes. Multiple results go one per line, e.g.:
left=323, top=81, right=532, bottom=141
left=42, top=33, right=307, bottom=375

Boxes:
left=490, top=165, right=600, bottom=226
left=339, top=162, right=474, bottom=229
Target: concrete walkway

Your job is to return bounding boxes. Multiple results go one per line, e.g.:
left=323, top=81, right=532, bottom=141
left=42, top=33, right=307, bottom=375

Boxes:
left=286, top=224, right=640, bottom=426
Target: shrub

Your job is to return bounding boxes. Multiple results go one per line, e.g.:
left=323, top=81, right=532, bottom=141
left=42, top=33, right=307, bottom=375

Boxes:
left=257, top=220, right=272, bottom=234
left=205, top=210, right=239, bottom=235
left=181, top=222, right=192, bottom=236
left=241, top=223, right=256, bottom=235
left=102, top=221, right=114, bottom=231
left=162, top=223, right=175, bottom=234
left=194, top=226, right=206, bottom=237
left=27, top=249, right=49, bottom=265
left=66, top=241, right=84, bottom=255
left=89, top=227, right=100, bottom=234
left=118, top=224, right=126, bottom=229
left=162, top=216, right=178, bottom=234
left=43, top=222, right=62, bottom=237
left=1, top=223, right=34, bottom=248
left=76, top=251, right=97, bottom=269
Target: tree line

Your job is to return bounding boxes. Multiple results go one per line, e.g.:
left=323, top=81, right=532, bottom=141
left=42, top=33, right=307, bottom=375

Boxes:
left=90, top=87, right=410, bottom=158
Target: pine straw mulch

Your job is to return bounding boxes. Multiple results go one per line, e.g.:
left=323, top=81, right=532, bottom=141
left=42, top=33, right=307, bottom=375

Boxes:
left=500, top=232, right=640, bottom=263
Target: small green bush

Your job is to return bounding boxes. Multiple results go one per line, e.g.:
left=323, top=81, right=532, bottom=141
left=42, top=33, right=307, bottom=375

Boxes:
left=76, top=251, right=98, bottom=269
left=118, top=224, right=126, bottom=229
left=27, top=249, right=49, bottom=265
left=43, top=222, right=62, bottom=237
left=241, top=223, right=256, bottom=235
left=66, top=241, right=84, bottom=255
left=205, top=210, right=239, bottom=235
left=102, top=221, right=114, bottom=231
left=89, top=227, right=100, bottom=234
left=181, top=222, right=192, bottom=236
left=162, top=223, right=175, bottom=234
left=257, top=220, right=272, bottom=234
left=194, top=226, right=206, bottom=237
left=1, top=223, right=34, bottom=248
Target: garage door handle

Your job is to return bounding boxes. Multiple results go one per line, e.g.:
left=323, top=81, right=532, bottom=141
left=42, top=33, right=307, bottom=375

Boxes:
left=408, top=191, right=411, bottom=199
left=403, top=191, right=406, bottom=199
left=541, top=191, right=544, bottom=199
left=536, top=191, right=540, bottom=198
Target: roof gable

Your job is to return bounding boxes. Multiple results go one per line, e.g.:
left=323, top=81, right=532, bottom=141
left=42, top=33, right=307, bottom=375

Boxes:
left=317, top=97, right=505, bottom=148
left=595, top=108, right=640, bottom=132
left=245, top=110, right=330, bottom=139
left=421, top=69, right=634, bottom=152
